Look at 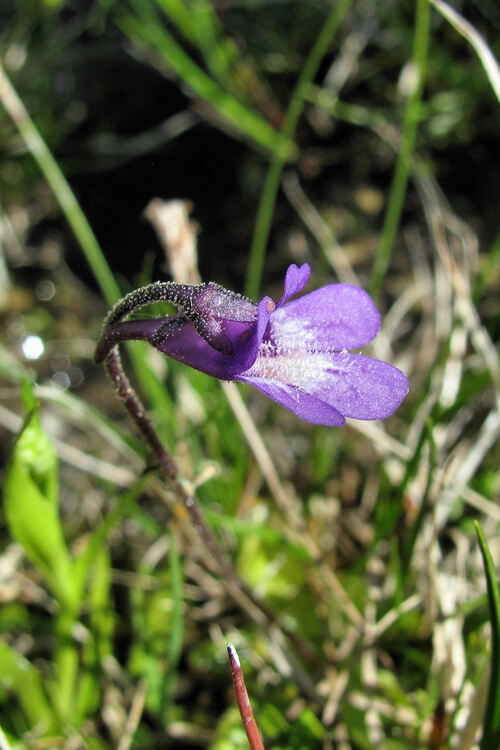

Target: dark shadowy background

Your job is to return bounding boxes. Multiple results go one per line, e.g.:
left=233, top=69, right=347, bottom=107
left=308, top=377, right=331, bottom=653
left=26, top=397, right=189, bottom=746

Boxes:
left=2, top=1, right=500, bottom=293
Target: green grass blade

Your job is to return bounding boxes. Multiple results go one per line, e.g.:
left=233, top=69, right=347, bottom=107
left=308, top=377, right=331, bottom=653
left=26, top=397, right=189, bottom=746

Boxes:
left=189, top=0, right=239, bottom=91
left=473, top=230, right=500, bottom=302
left=4, top=408, right=77, bottom=612
left=401, top=419, right=437, bottom=574
left=245, top=0, right=351, bottom=299
left=0, top=62, right=120, bottom=307
left=74, top=473, right=153, bottom=594
left=155, top=0, right=200, bottom=44
left=0, top=642, right=58, bottom=734
left=474, top=521, right=500, bottom=749
left=369, top=0, right=430, bottom=299
left=120, top=1, right=293, bottom=160
left=0, top=64, right=180, bottom=437
left=34, top=383, right=143, bottom=459
left=75, top=547, right=114, bottom=722
left=157, top=0, right=238, bottom=91
left=161, top=529, right=184, bottom=716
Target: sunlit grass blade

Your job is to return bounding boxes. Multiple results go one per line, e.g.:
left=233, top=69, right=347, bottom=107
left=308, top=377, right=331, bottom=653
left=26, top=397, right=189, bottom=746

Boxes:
left=369, top=0, right=430, bottom=299
left=120, top=0, right=293, bottom=160
left=430, top=0, right=500, bottom=104
left=0, top=62, right=120, bottom=308
left=0, top=642, right=58, bottom=734
left=3, top=404, right=77, bottom=612
left=0, top=726, right=13, bottom=750
left=474, top=521, right=500, bottom=750
left=0, top=63, right=175, bottom=435
left=245, top=0, right=351, bottom=298
left=160, top=529, right=184, bottom=716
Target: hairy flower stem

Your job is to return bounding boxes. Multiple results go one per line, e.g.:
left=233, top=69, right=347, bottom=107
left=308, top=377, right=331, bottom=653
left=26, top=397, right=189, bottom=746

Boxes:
left=97, top=295, right=314, bottom=660
left=98, top=287, right=239, bottom=579
left=103, top=349, right=178, bottom=480
left=105, top=347, right=318, bottom=680
left=96, top=285, right=329, bottom=700
left=94, top=282, right=191, bottom=365
left=103, top=345, right=258, bottom=590
left=102, top=342, right=321, bottom=688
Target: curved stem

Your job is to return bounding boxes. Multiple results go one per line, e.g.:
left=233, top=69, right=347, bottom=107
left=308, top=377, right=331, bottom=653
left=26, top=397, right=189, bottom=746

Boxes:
left=104, top=349, right=178, bottom=480
left=99, top=341, right=320, bottom=701
left=103, top=281, right=195, bottom=327
left=96, top=293, right=320, bottom=700
left=97, top=285, right=239, bottom=569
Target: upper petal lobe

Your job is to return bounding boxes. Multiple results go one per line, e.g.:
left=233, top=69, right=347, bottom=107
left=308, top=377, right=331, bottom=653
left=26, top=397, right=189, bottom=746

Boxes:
left=274, top=264, right=311, bottom=308
left=268, top=284, right=381, bottom=351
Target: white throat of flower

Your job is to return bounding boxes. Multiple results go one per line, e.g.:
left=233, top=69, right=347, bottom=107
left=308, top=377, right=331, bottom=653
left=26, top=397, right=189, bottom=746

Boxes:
left=244, top=342, right=354, bottom=389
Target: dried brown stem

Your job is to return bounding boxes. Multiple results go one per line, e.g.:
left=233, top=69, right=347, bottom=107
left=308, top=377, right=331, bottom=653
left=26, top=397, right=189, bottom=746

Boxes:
left=227, top=643, right=265, bottom=750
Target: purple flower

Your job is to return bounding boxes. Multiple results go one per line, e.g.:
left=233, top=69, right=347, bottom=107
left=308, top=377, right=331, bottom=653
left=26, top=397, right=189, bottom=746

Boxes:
left=95, top=264, right=408, bottom=426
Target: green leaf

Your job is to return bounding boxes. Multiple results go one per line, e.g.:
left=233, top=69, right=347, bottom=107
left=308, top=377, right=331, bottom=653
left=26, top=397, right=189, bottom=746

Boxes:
left=474, top=521, right=500, bottom=750
left=0, top=641, right=58, bottom=734
left=18, top=380, right=58, bottom=507
left=0, top=343, right=33, bottom=384
left=3, top=402, right=76, bottom=612
left=160, top=529, right=184, bottom=716
left=75, top=547, right=114, bottom=721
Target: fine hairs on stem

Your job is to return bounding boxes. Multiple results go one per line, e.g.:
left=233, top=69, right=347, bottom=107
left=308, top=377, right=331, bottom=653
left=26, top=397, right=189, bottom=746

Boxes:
left=95, top=284, right=238, bottom=575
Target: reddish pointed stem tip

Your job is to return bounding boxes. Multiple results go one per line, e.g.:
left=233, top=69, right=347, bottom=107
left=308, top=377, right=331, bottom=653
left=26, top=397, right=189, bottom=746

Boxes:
left=227, top=643, right=265, bottom=750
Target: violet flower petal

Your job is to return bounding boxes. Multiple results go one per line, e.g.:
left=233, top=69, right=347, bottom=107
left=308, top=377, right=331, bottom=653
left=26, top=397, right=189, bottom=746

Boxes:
left=313, top=352, right=409, bottom=420
left=191, top=283, right=257, bottom=354
left=96, top=263, right=409, bottom=425
left=274, top=263, right=311, bottom=308
left=268, top=284, right=381, bottom=351
left=237, top=375, right=346, bottom=425
left=150, top=295, right=275, bottom=379
left=241, top=350, right=408, bottom=422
